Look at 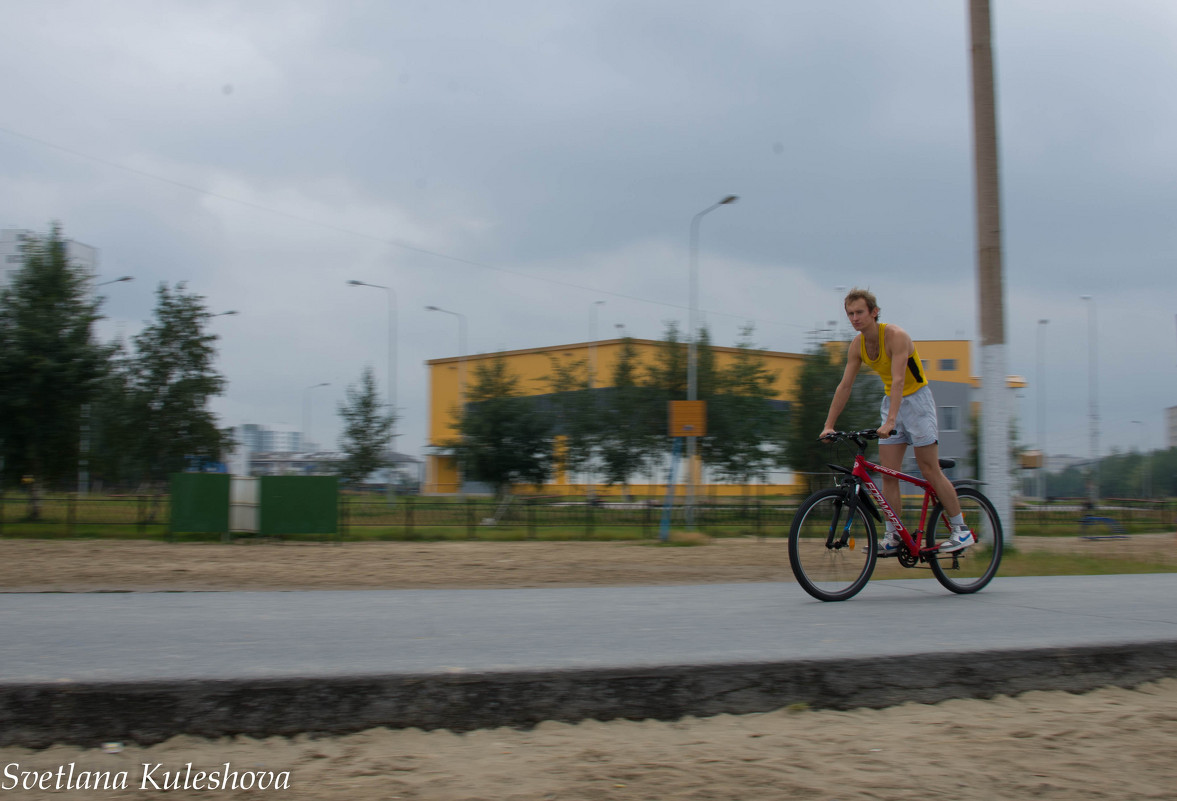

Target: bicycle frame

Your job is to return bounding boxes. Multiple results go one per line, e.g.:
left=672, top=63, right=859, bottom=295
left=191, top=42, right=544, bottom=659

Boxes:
left=847, top=452, right=945, bottom=557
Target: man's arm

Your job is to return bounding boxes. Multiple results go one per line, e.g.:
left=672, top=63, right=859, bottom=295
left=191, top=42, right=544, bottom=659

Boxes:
left=879, top=325, right=915, bottom=436
left=820, top=339, right=862, bottom=438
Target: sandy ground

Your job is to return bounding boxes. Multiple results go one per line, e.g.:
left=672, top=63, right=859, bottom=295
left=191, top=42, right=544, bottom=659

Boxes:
left=3, top=681, right=1176, bottom=799
left=4, top=535, right=1177, bottom=799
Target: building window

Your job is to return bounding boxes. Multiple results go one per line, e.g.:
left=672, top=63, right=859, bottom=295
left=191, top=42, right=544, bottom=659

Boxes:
left=940, top=406, right=960, bottom=432
left=938, top=358, right=957, bottom=371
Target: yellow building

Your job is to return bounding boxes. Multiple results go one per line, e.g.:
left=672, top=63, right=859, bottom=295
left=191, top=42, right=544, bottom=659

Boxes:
left=424, top=336, right=978, bottom=495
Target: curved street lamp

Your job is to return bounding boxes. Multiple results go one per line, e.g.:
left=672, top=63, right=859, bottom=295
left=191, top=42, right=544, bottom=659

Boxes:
left=1081, top=295, right=1099, bottom=503
left=686, top=194, right=738, bottom=527
left=79, top=276, right=135, bottom=496
left=1037, top=318, right=1048, bottom=499
left=303, top=382, right=330, bottom=453
left=348, top=280, right=398, bottom=490
left=426, top=305, right=468, bottom=495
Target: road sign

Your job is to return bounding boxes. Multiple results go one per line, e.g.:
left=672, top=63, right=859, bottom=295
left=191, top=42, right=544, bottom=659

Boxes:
left=669, top=400, right=706, bottom=437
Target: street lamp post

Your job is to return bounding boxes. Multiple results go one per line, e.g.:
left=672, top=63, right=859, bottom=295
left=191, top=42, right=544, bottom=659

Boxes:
left=834, top=285, right=847, bottom=339
left=426, top=305, right=468, bottom=494
left=79, top=276, right=136, bottom=496
left=348, top=280, right=398, bottom=491
left=1037, top=318, right=1048, bottom=500
left=302, top=382, right=330, bottom=453
left=589, top=300, right=605, bottom=389
left=1131, top=420, right=1151, bottom=498
left=686, top=195, right=738, bottom=528
left=585, top=300, right=606, bottom=500
left=1081, top=295, right=1099, bottom=504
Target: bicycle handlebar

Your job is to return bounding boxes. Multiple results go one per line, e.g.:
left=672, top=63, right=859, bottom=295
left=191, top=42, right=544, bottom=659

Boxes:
left=820, top=429, right=896, bottom=447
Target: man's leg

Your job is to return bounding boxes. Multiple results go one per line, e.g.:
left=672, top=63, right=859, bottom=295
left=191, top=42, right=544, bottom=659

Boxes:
left=913, top=442, right=974, bottom=550
left=913, top=443, right=961, bottom=518
left=878, top=443, right=907, bottom=522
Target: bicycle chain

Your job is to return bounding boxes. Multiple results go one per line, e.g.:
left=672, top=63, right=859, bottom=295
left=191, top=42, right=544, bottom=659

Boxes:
left=896, top=545, right=919, bottom=568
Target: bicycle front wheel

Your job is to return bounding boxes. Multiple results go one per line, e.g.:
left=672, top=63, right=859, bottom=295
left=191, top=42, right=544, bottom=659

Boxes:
left=789, top=488, right=877, bottom=601
left=927, top=486, right=1003, bottom=594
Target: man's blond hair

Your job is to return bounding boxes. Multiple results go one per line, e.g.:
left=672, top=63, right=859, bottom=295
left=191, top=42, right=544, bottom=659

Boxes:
left=843, top=287, right=880, bottom=320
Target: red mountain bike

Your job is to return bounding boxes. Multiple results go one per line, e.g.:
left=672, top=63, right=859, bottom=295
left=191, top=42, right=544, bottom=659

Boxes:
left=788, top=429, right=1003, bottom=601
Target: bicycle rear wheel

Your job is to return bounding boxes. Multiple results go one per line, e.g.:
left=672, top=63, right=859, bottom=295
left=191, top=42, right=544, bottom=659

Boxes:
left=789, top=488, right=877, bottom=602
left=926, top=486, right=1003, bottom=594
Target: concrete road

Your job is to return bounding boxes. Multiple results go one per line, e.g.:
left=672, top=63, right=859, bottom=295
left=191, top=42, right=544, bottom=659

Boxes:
left=3, top=575, right=1177, bottom=746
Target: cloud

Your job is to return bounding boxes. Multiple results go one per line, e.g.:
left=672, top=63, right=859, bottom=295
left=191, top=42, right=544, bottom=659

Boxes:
left=2, top=0, right=1173, bottom=462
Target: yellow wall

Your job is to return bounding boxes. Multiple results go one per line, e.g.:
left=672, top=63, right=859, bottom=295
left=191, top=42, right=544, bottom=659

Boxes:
left=424, top=337, right=975, bottom=494
left=426, top=338, right=809, bottom=447
left=910, top=340, right=972, bottom=384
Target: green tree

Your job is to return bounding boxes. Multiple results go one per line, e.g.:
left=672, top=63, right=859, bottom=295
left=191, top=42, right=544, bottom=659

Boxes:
left=544, top=354, right=598, bottom=486
left=117, top=283, right=230, bottom=484
left=1045, top=463, right=1086, bottom=499
left=0, top=225, right=105, bottom=514
left=453, top=355, right=553, bottom=499
left=701, top=325, right=782, bottom=486
left=967, top=409, right=1024, bottom=488
left=1144, top=447, right=1177, bottom=498
left=89, top=339, right=140, bottom=488
left=783, top=343, right=882, bottom=492
left=337, top=365, right=395, bottom=486
left=642, top=321, right=689, bottom=463
left=598, top=337, right=658, bottom=496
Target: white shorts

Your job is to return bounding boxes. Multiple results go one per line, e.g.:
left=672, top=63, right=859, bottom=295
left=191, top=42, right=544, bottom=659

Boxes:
left=880, top=385, right=938, bottom=448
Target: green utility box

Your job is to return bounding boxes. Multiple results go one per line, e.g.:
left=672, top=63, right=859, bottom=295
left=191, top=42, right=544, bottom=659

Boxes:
left=259, top=476, right=339, bottom=537
left=169, top=473, right=231, bottom=536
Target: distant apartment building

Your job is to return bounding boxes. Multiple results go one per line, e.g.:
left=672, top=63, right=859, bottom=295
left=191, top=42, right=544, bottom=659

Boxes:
left=1, top=228, right=98, bottom=289
left=236, top=423, right=304, bottom=453
left=228, top=423, right=421, bottom=489
left=1168, top=406, right=1177, bottom=449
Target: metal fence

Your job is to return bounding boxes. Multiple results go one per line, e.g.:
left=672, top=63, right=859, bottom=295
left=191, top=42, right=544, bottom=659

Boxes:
left=0, top=493, right=170, bottom=537
left=339, top=496, right=799, bottom=539
left=1, top=491, right=1173, bottom=541
left=1014, top=499, right=1175, bottom=536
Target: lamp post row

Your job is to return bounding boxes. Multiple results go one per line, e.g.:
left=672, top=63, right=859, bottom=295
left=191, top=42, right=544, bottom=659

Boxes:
left=86, top=229, right=1119, bottom=515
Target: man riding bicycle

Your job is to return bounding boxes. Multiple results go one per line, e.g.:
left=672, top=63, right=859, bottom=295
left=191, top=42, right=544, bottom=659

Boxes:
left=819, top=288, right=974, bottom=555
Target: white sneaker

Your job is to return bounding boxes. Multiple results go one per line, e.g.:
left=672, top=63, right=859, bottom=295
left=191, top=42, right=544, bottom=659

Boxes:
left=877, top=531, right=900, bottom=556
left=938, top=525, right=975, bottom=553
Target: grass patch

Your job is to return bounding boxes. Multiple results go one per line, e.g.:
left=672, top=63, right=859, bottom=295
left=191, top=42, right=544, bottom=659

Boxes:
left=996, top=549, right=1177, bottom=577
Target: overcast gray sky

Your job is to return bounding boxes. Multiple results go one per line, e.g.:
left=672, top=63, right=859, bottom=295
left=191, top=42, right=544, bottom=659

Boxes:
left=2, top=0, right=1174, bottom=462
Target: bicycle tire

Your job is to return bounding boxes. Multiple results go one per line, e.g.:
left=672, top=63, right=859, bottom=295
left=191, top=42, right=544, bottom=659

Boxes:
left=789, top=487, right=877, bottom=602
left=926, top=486, right=1003, bottom=594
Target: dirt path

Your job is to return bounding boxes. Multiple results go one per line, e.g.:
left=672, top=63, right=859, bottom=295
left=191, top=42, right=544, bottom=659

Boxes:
left=3, top=534, right=1175, bottom=593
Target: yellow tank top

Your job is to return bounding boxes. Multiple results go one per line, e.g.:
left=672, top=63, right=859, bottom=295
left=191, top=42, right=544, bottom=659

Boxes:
left=859, top=323, right=928, bottom=396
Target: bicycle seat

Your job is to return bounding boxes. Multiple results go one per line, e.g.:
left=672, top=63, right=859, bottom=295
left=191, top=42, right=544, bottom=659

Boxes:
left=939, top=458, right=955, bottom=469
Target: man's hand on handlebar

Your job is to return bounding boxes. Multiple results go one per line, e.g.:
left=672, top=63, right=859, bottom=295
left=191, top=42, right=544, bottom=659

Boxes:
left=819, top=427, right=837, bottom=441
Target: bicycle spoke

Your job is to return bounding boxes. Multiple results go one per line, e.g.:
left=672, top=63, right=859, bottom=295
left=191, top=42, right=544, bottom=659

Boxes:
left=789, top=489, right=876, bottom=601
left=927, top=487, right=1003, bottom=593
